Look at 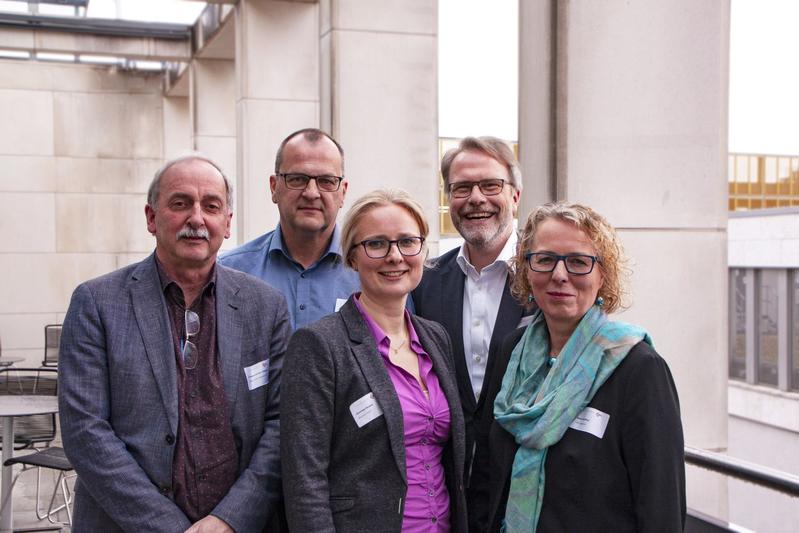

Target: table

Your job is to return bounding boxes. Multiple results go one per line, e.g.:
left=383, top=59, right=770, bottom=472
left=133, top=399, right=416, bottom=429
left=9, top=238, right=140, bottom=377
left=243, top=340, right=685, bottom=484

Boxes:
left=0, top=396, right=59, bottom=533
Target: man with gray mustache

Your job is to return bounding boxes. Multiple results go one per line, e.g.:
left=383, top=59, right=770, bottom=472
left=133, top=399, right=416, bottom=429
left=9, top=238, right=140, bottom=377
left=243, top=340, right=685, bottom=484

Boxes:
left=411, top=137, right=532, bottom=523
left=59, top=155, right=290, bottom=532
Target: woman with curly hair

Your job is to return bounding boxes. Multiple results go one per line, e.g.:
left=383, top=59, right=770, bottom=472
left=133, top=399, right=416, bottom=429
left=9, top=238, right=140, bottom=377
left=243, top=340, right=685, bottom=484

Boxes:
left=469, top=202, right=685, bottom=532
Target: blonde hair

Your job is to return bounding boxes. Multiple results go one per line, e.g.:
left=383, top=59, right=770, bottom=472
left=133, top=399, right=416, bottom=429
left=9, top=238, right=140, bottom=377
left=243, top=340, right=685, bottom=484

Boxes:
left=340, top=189, right=429, bottom=268
left=510, top=202, right=628, bottom=314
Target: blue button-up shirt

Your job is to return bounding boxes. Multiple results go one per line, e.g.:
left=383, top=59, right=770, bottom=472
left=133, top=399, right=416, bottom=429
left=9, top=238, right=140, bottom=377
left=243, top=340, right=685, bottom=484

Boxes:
left=219, top=225, right=360, bottom=330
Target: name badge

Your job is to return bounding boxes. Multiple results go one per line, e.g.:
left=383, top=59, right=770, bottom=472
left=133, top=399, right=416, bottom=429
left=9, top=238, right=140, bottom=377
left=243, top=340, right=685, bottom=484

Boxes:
left=335, top=298, right=347, bottom=312
left=244, top=360, right=270, bottom=391
left=569, top=407, right=610, bottom=439
left=349, top=392, right=384, bottom=428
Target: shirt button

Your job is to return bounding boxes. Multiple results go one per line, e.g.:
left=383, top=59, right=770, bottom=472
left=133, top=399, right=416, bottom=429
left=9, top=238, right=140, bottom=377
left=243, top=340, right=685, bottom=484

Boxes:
left=421, top=438, right=429, bottom=445
left=427, top=416, right=433, bottom=422
left=473, top=319, right=480, bottom=326
left=165, top=434, right=174, bottom=445
left=425, top=463, right=431, bottom=470
left=299, top=304, right=306, bottom=310
left=432, top=517, right=438, bottom=523
left=474, top=354, right=482, bottom=363
left=427, top=490, right=434, bottom=497
left=300, top=273, right=306, bottom=278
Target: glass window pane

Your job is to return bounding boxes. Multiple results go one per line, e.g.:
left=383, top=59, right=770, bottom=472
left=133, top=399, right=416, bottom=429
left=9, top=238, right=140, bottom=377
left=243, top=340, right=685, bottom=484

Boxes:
left=793, top=272, right=799, bottom=391
left=729, top=269, right=747, bottom=380
left=758, top=270, right=779, bottom=386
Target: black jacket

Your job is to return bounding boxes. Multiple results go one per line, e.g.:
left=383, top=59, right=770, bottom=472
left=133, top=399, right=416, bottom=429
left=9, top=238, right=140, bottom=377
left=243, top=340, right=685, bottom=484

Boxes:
left=471, top=328, right=686, bottom=532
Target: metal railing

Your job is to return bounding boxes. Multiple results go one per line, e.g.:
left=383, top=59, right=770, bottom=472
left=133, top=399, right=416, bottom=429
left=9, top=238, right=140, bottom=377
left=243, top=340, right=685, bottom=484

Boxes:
left=685, top=445, right=799, bottom=496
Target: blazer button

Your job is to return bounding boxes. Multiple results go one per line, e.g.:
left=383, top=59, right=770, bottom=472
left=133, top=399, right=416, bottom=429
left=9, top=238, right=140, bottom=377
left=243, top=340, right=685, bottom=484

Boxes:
left=159, top=485, right=171, bottom=495
left=165, top=434, right=175, bottom=445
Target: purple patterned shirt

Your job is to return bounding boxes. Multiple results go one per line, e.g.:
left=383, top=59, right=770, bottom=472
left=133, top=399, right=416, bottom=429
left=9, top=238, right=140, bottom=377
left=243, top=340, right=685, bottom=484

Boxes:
left=354, top=296, right=452, bottom=532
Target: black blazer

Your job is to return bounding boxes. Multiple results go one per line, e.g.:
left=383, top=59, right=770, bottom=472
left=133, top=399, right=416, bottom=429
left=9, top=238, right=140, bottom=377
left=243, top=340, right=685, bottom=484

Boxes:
left=412, top=248, right=530, bottom=475
left=280, top=297, right=468, bottom=533
left=471, top=327, right=686, bottom=532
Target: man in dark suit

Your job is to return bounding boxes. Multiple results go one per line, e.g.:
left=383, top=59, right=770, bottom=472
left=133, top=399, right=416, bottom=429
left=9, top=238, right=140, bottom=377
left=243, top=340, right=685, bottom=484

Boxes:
left=59, top=155, right=290, bottom=532
left=412, top=136, right=531, bottom=485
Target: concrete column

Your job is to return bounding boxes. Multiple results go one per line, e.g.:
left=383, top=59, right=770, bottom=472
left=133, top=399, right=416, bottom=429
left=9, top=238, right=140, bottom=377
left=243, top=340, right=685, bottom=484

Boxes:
left=190, top=57, right=238, bottom=245
left=235, top=0, right=320, bottom=243
left=519, top=0, right=730, bottom=517
left=321, top=0, right=439, bottom=246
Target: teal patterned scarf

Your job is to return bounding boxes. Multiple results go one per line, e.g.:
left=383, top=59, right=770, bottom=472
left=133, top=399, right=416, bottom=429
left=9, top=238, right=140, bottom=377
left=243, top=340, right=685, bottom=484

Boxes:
left=493, top=304, right=651, bottom=532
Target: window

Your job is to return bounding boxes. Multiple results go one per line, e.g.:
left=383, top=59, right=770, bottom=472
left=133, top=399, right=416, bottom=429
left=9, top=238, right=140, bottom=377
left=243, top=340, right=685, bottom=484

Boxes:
left=729, top=268, right=747, bottom=380
left=793, top=274, right=799, bottom=391
left=729, top=267, right=799, bottom=392
left=757, top=270, right=779, bottom=386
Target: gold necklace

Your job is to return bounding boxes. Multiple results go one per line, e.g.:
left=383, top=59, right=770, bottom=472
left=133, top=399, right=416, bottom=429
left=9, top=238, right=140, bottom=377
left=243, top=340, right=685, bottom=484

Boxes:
left=390, top=337, right=407, bottom=355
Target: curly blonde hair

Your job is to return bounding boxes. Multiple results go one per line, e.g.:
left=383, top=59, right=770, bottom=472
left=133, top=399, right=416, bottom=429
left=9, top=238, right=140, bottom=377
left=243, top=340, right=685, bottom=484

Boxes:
left=510, top=202, right=629, bottom=314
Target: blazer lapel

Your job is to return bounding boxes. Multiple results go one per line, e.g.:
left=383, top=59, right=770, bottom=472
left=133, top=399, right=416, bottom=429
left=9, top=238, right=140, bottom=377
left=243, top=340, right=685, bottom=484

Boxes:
left=216, top=267, right=242, bottom=419
left=130, top=255, right=179, bottom=434
left=439, top=258, right=475, bottom=412
left=340, top=299, right=407, bottom=484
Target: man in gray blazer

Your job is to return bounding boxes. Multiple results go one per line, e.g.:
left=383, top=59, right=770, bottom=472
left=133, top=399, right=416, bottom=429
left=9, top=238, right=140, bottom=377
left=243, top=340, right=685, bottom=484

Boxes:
left=59, top=155, right=290, bottom=532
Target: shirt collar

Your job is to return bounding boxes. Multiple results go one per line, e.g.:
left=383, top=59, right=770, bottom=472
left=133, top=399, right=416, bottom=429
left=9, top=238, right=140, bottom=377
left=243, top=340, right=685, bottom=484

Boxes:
left=353, top=293, right=421, bottom=358
left=154, top=255, right=216, bottom=306
left=270, top=223, right=346, bottom=266
left=456, top=229, right=518, bottom=277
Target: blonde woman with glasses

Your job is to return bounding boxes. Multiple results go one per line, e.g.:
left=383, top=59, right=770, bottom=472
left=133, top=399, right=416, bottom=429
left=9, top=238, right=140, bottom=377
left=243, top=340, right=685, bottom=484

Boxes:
left=470, top=202, right=685, bottom=532
left=281, top=189, right=467, bottom=532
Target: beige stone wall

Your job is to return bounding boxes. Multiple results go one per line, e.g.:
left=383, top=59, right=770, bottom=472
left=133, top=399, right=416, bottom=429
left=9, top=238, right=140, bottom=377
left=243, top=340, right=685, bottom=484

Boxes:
left=0, top=59, right=166, bottom=365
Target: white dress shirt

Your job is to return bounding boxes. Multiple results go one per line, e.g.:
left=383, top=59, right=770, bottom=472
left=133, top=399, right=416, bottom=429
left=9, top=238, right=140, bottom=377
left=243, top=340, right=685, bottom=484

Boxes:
left=456, top=231, right=517, bottom=400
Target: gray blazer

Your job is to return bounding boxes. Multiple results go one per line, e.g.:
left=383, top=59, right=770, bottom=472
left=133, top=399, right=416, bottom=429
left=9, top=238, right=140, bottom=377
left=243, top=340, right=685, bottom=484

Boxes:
left=281, top=297, right=468, bottom=533
left=58, top=254, right=290, bottom=532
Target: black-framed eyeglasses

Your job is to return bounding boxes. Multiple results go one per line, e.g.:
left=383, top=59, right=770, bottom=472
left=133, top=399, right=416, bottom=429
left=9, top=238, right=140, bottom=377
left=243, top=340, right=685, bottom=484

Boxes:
left=354, top=236, right=426, bottom=259
left=278, top=173, right=344, bottom=192
left=525, top=252, right=600, bottom=275
left=182, top=309, right=200, bottom=370
left=446, top=178, right=507, bottom=199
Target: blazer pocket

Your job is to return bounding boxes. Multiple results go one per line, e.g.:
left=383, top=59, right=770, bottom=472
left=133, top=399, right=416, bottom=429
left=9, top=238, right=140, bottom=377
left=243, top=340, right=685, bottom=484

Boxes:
left=329, top=496, right=355, bottom=514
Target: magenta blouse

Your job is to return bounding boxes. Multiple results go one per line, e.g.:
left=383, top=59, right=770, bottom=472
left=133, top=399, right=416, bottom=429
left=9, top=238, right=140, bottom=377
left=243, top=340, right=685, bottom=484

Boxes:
left=354, top=296, right=452, bottom=532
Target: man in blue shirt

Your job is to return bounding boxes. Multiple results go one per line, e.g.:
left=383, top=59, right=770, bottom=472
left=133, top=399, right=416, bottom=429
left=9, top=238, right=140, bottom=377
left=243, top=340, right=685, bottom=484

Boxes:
left=221, top=128, right=360, bottom=329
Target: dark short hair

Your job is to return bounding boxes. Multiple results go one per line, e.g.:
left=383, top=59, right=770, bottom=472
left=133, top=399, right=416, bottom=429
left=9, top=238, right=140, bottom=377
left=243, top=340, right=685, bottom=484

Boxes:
left=273, top=128, right=345, bottom=174
left=148, top=155, right=233, bottom=210
left=440, top=136, right=522, bottom=192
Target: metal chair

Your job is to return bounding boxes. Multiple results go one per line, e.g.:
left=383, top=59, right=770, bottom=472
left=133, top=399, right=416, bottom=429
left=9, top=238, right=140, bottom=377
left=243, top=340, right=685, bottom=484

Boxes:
left=0, top=367, right=73, bottom=525
left=41, top=325, right=62, bottom=368
left=0, top=368, right=58, bottom=450
left=3, top=447, right=73, bottom=526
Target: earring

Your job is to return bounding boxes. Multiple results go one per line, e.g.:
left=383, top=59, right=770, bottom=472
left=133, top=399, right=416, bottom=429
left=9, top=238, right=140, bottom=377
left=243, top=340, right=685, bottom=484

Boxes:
left=595, top=296, right=604, bottom=307
left=528, top=294, right=535, bottom=303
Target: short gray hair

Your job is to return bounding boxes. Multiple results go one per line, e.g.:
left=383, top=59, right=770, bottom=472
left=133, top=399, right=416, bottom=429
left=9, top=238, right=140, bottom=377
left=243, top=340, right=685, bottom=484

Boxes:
left=148, top=155, right=233, bottom=210
left=441, top=136, right=523, bottom=193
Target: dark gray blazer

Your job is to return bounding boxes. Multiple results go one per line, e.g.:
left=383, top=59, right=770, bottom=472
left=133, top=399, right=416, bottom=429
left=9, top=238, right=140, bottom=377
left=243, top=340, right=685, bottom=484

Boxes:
left=281, top=297, right=468, bottom=533
left=58, top=254, right=291, bottom=532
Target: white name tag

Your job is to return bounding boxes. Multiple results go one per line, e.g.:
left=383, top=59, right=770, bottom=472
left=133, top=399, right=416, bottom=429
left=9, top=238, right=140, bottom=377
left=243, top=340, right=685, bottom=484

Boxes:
left=244, top=360, right=270, bottom=391
left=569, top=407, right=610, bottom=439
left=335, top=298, right=347, bottom=312
left=349, top=392, right=384, bottom=428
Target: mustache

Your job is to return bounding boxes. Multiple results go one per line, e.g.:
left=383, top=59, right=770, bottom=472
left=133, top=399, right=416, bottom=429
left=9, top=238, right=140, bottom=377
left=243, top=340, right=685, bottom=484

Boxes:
left=176, top=226, right=209, bottom=241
